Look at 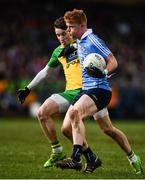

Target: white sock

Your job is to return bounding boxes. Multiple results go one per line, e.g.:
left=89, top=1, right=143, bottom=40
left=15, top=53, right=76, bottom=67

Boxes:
left=128, top=154, right=137, bottom=163
left=52, top=146, right=63, bottom=153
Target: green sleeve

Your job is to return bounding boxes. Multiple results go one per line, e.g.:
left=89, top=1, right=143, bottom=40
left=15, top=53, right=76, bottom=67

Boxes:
left=47, top=46, right=63, bottom=68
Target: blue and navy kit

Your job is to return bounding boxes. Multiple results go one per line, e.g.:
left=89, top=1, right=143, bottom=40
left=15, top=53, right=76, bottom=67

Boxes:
left=77, top=29, right=112, bottom=91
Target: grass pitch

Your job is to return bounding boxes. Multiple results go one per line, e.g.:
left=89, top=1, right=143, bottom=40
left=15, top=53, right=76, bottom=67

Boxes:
left=0, top=117, right=144, bottom=179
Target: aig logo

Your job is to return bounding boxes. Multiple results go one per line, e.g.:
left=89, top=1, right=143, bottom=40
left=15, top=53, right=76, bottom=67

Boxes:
left=67, top=50, right=77, bottom=62
left=66, top=50, right=77, bottom=63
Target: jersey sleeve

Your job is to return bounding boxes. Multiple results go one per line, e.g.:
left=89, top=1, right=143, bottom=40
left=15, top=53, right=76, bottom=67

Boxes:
left=89, top=34, right=112, bottom=59
left=47, top=46, right=63, bottom=68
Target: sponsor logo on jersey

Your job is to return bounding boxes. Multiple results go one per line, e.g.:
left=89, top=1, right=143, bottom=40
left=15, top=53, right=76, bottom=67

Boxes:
left=66, top=50, right=77, bottom=62
left=66, top=50, right=79, bottom=68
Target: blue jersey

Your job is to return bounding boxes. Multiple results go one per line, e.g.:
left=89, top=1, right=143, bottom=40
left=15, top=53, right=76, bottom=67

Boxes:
left=77, top=29, right=112, bottom=91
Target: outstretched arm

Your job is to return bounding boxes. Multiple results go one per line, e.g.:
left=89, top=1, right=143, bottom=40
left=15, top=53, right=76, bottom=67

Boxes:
left=17, top=65, right=54, bottom=104
left=27, top=65, right=53, bottom=89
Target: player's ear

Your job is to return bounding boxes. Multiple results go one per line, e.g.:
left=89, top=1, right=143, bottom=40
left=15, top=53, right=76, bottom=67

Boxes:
left=81, top=23, right=86, bottom=29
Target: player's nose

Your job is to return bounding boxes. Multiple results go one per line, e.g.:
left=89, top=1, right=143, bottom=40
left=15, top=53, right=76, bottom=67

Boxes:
left=67, top=27, right=71, bottom=32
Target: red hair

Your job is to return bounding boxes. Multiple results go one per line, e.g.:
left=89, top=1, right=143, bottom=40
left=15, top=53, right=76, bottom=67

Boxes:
left=64, top=9, right=87, bottom=25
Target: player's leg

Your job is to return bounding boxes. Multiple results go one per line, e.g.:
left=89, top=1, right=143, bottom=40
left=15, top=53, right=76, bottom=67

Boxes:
left=62, top=108, right=90, bottom=150
left=37, top=94, right=69, bottom=168
left=56, top=94, right=101, bottom=172
left=71, top=95, right=102, bottom=173
left=62, top=108, right=98, bottom=168
left=82, top=109, right=109, bottom=173
left=97, top=115, right=132, bottom=153
left=61, top=113, right=72, bottom=143
left=95, top=112, right=143, bottom=174
left=69, top=88, right=111, bottom=162
left=70, top=94, right=97, bottom=146
left=37, top=98, right=59, bottom=142
left=56, top=89, right=111, bottom=172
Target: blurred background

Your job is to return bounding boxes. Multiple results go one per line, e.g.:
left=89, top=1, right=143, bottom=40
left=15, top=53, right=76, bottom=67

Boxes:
left=0, top=0, right=145, bottom=119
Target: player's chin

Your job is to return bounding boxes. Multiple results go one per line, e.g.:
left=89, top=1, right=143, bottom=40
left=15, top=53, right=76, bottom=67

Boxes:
left=61, top=41, right=68, bottom=47
left=69, top=33, right=73, bottom=39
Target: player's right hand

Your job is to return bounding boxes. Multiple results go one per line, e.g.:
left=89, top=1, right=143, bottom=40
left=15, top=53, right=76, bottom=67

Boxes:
left=85, top=66, right=106, bottom=78
left=17, top=87, right=30, bottom=104
left=63, top=45, right=77, bottom=56
left=59, top=44, right=77, bottom=57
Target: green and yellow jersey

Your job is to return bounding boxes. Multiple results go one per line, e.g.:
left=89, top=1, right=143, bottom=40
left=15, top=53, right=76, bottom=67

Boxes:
left=47, top=44, right=82, bottom=90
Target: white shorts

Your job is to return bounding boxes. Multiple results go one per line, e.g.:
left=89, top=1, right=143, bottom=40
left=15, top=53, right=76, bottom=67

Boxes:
left=49, top=94, right=109, bottom=120
left=49, top=94, right=70, bottom=113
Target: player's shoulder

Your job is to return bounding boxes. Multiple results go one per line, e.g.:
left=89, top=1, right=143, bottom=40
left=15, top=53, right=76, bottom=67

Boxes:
left=88, top=33, right=108, bottom=46
left=88, top=32, right=101, bottom=41
left=52, top=45, right=64, bottom=57
left=53, top=45, right=63, bottom=52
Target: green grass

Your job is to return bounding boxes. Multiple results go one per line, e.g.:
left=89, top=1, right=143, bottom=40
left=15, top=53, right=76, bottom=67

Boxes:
left=0, top=117, right=145, bottom=179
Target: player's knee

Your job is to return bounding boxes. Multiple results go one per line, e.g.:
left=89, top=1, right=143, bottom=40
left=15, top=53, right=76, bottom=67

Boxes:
left=68, top=107, right=79, bottom=123
left=37, top=107, right=43, bottom=122
left=68, top=107, right=81, bottom=130
left=37, top=105, right=48, bottom=123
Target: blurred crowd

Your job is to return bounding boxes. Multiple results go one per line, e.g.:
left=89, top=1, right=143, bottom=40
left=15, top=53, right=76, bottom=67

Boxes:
left=0, top=0, right=145, bottom=119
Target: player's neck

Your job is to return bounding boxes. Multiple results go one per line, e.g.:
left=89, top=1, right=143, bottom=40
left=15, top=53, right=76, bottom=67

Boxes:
left=79, top=27, right=88, bottom=39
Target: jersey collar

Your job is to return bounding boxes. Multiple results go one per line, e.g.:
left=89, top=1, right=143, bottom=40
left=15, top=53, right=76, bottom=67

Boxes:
left=81, top=29, right=92, bottom=39
left=77, top=29, right=92, bottom=44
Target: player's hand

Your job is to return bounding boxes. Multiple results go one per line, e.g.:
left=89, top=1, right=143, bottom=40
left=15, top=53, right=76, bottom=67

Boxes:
left=17, top=87, right=30, bottom=104
left=59, top=44, right=77, bottom=57
left=63, top=44, right=77, bottom=56
left=85, top=66, right=106, bottom=78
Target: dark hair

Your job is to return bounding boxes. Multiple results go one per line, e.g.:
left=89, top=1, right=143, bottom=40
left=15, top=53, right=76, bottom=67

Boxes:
left=54, top=17, right=67, bottom=30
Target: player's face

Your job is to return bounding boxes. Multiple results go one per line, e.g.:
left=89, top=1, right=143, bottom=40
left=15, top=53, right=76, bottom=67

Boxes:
left=66, top=22, right=82, bottom=39
left=55, top=28, right=71, bottom=47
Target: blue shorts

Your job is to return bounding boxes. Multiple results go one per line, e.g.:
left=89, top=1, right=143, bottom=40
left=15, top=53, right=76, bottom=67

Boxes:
left=72, top=88, right=112, bottom=110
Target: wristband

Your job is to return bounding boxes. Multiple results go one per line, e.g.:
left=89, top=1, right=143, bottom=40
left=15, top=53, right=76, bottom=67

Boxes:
left=104, top=69, right=108, bottom=75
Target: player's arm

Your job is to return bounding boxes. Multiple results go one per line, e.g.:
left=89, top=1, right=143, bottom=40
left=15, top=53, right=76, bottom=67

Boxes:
left=85, top=53, right=118, bottom=78
left=17, top=47, right=62, bottom=104
left=87, top=36, right=118, bottom=78
left=105, top=53, right=118, bottom=75
left=98, top=53, right=118, bottom=78
left=27, top=65, right=54, bottom=90
left=59, top=43, right=77, bottom=57
left=17, top=65, right=54, bottom=104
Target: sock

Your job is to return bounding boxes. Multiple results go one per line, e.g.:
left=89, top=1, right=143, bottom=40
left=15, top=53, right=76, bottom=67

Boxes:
left=71, top=144, right=83, bottom=162
left=51, top=140, right=63, bottom=153
left=127, top=150, right=137, bottom=163
left=83, top=147, right=97, bottom=163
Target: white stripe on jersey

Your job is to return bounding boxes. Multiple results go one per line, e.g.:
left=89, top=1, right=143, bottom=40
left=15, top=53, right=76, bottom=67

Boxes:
left=88, top=34, right=111, bottom=56
left=89, top=34, right=111, bottom=55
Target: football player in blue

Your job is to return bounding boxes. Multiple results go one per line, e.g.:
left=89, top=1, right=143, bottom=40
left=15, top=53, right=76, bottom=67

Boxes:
left=56, top=9, right=143, bottom=175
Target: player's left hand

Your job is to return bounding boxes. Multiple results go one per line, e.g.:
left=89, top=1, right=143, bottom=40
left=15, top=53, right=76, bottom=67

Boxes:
left=85, top=66, right=106, bottom=78
left=17, top=87, right=31, bottom=104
